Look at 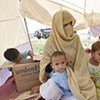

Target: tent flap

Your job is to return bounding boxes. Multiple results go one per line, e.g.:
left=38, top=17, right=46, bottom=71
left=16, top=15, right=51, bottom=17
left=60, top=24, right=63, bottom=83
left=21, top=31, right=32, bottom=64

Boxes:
left=20, top=0, right=100, bottom=31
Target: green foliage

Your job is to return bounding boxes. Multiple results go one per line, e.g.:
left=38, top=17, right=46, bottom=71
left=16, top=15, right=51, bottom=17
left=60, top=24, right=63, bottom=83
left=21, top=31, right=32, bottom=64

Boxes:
left=31, top=38, right=47, bottom=54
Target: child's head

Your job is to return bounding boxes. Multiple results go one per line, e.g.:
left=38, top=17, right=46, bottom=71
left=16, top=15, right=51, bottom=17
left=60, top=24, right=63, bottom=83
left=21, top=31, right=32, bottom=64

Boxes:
left=91, top=41, right=100, bottom=64
left=4, top=48, right=22, bottom=63
left=50, top=51, right=66, bottom=72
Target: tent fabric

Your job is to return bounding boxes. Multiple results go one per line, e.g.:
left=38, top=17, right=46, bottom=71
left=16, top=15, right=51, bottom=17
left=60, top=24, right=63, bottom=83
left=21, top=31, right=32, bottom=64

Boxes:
left=20, top=0, right=100, bottom=31
left=0, top=0, right=19, bottom=21
left=90, top=26, right=100, bottom=37
left=20, top=0, right=52, bottom=26
left=0, top=0, right=29, bottom=66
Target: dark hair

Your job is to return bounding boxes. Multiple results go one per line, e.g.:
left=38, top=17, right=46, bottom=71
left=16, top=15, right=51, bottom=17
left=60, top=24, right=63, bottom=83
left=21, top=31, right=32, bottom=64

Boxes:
left=4, top=48, right=20, bottom=61
left=92, top=41, right=100, bottom=52
left=50, top=51, right=65, bottom=62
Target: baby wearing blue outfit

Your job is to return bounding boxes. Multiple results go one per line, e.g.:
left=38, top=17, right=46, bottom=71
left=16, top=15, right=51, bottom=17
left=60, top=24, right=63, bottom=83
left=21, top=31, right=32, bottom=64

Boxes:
left=50, top=70, right=72, bottom=96
left=38, top=51, right=75, bottom=100
left=50, top=51, right=73, bottom=97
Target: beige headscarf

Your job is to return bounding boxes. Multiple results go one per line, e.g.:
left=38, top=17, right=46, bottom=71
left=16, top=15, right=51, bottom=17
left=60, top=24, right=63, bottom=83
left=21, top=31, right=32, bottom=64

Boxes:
left=40, top=10, right=97, bottom=100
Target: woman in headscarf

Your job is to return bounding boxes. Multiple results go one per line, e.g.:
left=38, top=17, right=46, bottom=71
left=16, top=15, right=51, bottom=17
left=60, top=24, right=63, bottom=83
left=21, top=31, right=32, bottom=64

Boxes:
left=39, top=10, right=97, bottom=100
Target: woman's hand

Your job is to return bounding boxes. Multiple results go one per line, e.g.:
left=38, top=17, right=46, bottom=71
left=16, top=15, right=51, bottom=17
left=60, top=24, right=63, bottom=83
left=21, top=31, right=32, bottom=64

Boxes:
left=91, top=76, right=96, bottom=83
left=66, top=55, right=74, bottom=64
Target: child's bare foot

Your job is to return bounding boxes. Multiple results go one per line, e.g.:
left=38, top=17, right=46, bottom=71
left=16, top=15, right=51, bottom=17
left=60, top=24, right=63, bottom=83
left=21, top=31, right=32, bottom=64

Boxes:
left=30, top=85, right=39, bottom=95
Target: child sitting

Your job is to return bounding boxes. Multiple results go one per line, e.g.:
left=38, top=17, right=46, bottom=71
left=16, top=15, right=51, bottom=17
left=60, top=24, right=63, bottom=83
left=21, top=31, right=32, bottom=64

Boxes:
left=4, top=48, right=33, bottom=71
left=88, top=41, right=100, bottom=99
left=4, top=48, right=33, bottom=64
left=36, top=51, right=76, bottom=100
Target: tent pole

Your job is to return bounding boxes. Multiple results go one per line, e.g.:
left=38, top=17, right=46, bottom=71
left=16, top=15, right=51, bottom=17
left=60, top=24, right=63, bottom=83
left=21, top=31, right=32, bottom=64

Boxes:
left=23, top=17, right=34, bottom=54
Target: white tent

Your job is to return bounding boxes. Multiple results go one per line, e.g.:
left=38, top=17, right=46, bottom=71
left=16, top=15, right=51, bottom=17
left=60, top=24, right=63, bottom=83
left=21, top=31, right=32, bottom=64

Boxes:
left=0, top=0, right=100, bottom=67
left=0, top=0, right=29, bottom=66
left=20, top=0, right=100, bottom=31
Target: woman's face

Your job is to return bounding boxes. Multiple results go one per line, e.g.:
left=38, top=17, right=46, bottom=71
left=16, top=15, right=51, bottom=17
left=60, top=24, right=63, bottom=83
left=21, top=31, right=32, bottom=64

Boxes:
left=63, top=22, right=74, bottom=37
left=92, top=50, right=100, bottom=64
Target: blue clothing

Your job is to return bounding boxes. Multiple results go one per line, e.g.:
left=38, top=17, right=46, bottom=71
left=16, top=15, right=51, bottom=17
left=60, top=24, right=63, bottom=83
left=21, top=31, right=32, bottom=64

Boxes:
left=50, top=70, right=73, bottom=96
left=21, top=51, right=28, bottom=59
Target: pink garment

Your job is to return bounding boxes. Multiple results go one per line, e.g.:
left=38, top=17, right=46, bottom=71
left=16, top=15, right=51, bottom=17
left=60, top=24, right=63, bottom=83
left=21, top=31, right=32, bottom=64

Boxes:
left=40, top=78, right=76, bottom=100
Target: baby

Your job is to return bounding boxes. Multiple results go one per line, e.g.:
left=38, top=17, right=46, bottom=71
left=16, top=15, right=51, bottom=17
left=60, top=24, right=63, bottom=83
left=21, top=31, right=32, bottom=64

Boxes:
left=36, top=51, right=76, bottom=100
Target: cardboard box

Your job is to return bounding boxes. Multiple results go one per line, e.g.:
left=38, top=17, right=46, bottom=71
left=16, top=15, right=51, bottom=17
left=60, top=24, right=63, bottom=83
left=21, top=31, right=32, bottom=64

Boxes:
left=13, top=62, right=41, bottom=92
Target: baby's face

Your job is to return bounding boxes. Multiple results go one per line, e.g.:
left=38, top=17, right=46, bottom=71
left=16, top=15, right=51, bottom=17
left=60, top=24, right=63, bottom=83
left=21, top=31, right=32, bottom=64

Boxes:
left=51, top=55, right=66, bottom=72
